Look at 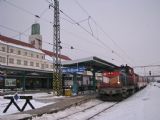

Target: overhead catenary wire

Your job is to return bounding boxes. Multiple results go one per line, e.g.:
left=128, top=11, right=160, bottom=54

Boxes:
left=133, top=65, right=160, bottom=68
left=59, top=9, right=114, bottom=52
left=2, top=0, right=108, bottom=49
left=12, top=25, right=31, bottom=39
left=91, top=18, right=136, bottom=65
left=73, top=0, right=135, bottom=66
left=0, top=23, right=121, bottom=64
left=0, top=24, right=22, bottom=34
left=47, top=1, right=116, bottom=59
left=3, top=0, right=54, bottom=26
left=0, top=23, right=116, bottom=62
left=2, top=0, right=132, bottom=65
left=59, top=6, right=131, bottom=65
left=1, top=0, right=51, bottom=39
left=2, top=0, right=119, bottom=62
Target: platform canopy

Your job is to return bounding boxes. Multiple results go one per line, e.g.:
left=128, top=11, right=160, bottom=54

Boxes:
left=0, top=64, right=52, bottom=78
left=62, top=56, right=118, bottom=72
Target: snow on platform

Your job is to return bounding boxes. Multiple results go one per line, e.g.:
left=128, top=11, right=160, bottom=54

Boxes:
left=33, top=82, right=160, bottom=120
left=0, top=92, right=63, bottom=116
left=93, top=82, right=160, bottom=120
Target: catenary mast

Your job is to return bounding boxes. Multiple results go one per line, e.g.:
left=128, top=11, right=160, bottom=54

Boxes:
left=52, top=0, right=62, bottom=96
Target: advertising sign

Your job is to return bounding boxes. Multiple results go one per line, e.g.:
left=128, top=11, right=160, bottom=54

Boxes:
left=5, top=78, right=16, bottom=87
left=62, top=66, right=86, bottom=73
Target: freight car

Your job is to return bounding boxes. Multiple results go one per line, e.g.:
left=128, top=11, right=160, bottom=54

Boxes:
left=98, top=65, right=145, bottom=100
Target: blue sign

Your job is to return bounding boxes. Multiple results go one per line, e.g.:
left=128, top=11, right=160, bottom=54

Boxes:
left=14, top=93, right=19, bottom=101
left=62, top=66, right=86, bottom=73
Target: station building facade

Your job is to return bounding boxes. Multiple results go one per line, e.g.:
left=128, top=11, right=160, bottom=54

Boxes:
left=0, top=23, right=71, bottom=90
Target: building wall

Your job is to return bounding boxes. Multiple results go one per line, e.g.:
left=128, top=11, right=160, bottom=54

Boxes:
left=0, top=42, right=53, bottom=71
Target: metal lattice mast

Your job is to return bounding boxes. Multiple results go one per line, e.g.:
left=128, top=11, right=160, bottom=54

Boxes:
left=52, top=0, right=62, bottom=96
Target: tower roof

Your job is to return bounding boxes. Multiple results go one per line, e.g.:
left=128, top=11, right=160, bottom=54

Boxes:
left=31, top=23, right=40, bottom=35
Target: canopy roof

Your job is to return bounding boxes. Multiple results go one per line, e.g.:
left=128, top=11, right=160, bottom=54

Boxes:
left=62, top=56, right=118, bottom=72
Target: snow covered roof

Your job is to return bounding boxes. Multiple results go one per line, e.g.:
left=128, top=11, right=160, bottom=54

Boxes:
left=62, top=56, right=117, bottom=68
left=0, top=39, right=44, bottom=54
left=0, top=35, right=71, bottom=60
left=45, top=55, right=53, bottom=62
left=41, top=49, right=71, bottom=61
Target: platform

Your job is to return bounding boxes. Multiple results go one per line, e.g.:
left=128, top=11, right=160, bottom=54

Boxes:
left=0, top=94, right=97, bottom=120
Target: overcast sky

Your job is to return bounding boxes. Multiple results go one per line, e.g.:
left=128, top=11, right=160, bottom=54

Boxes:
left=0, top=0, right=160, bottom=76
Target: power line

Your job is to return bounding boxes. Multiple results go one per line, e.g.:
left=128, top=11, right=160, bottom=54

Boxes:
left=4, top=0, right=35, bottom=16
left=59, top=9, right=114, bottom=51
left=73, top=0, right=134, bottom=65
left=91, top=18, right=136, bottom=64
left=2, top=0, right=109, bottom=51
left=133, top=65, right=160, bottom=68
left=0, top=23, right=118, bottom=63
left=61, top=43, right=119, bottom=63
left=1, top=1, right=51, bottom=39
left=12, top=25, right=31, bottom=38
left=47, top=2, right=116, bottom=55
left=3, top=0, right=53, bottom=25
left=0, top=24, right=21, bottom=33
left=2, top=0, right=133, bottom=65
left=61, top=28, right=104, bottom=48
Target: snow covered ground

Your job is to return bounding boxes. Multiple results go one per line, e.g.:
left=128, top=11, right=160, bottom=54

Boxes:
left=0, top=92, right=64, bottom=116
left=33, top=82, right=160, bottom=120
left=93, top=82, right=160, bottom=120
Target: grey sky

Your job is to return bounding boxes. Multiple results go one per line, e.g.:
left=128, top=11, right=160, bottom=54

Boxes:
left=0, top=0, right=160, bottom=76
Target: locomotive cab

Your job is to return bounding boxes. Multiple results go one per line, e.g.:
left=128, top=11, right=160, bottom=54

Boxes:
left=101, top=71, right=122, bottom=88
left=99, top=65, right=135, bottom=97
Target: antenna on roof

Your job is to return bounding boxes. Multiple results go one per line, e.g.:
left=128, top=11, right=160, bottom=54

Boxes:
left=34, top=15, right=40, bottom=23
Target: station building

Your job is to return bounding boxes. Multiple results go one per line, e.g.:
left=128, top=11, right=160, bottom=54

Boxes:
left=0, top=23, right=71, bottom=90
left=0, top=23, right=118, bottom=95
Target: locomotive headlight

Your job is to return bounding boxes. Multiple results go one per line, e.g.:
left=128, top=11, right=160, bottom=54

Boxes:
left=117, top=77, right=120, bottom=84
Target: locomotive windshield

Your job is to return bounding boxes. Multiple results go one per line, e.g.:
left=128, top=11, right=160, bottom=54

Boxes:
left=102, top=71, right=121, bottom=87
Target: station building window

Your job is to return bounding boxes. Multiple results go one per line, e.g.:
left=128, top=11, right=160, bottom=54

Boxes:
left=30, top=61, right=34, bottom=66
left=45, top=64, right=48, bottom=68
left=37, top=54, right=39, bottom=58
left=50, top=65, right=53, bottom=69
left=36, top=63, right=39, bottom=67
left=9, top=58, right=14, bottom=64
left=2, top=47, right=5, bottom=52
left=17, top=59, right=21, bottom=65
left=17, top=50, right=21, bottom=55
left=10, top=48, right=14, bottom=53
left=24, top=51, right=27, bottom=56
left=31, top=53, right=33, bottom=57
left=0, top=56, right=6, bottom=63
left=24, top=60, right=28, bottom=66
left=41, top=64, right=44, bottom=69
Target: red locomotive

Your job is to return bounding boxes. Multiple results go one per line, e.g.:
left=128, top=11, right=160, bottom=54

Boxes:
left=98, top=65, right=147, bottom=99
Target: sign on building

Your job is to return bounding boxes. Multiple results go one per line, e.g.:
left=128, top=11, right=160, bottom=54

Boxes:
left=62, top=66, right=86, bottom=73
left=5, top=78, right=16, bottom=87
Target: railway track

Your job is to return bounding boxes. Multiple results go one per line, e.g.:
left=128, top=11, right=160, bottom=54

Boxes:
left=57, top=101, right=118, bottom=120
left=86, top=102, right=119, bottom=120
left=56, top=101, right=104, bottom=120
